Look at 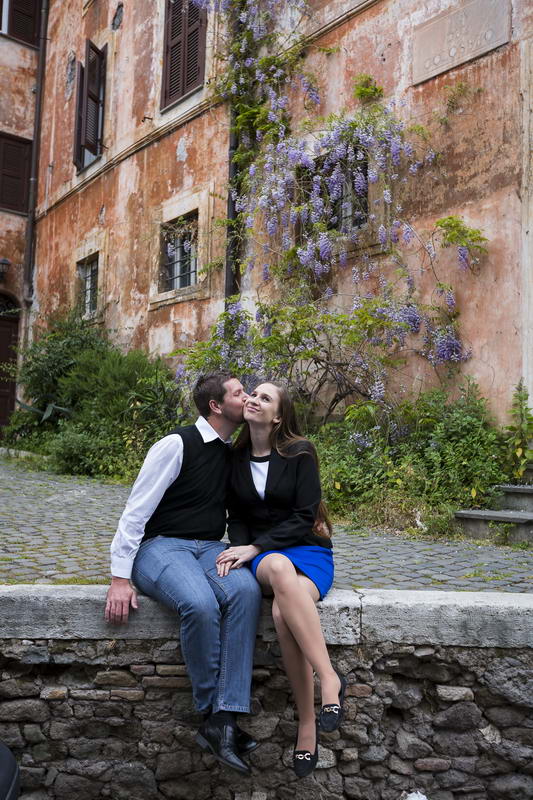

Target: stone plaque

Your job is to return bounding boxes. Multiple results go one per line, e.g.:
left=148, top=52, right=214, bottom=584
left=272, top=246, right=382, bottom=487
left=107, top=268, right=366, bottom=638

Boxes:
left=412, top=0, right=511, bottom=85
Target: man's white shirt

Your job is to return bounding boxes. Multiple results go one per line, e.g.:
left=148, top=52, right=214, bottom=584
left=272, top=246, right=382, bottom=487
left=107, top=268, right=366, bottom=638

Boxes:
left=110, top=417, right=229, bottom=579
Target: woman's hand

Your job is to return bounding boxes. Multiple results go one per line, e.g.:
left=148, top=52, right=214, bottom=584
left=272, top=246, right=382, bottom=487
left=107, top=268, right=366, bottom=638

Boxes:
left=216, top=545, right=261, bottom=577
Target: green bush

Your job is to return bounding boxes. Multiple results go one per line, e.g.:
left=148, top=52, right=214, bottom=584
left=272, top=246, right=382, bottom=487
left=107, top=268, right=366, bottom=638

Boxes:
left=58, top=348, right=164, bottom=423
left=313, top=381, right=508, bottom=531
left=6, top=308, right=188, bottom=480
left=16, top=309, right=109, bottom=409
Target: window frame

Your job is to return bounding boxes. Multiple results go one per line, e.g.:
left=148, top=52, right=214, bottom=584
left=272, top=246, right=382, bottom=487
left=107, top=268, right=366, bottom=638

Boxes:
left=0, top=0, right=41, bottom=47
left=73, top=39, right=107, bottom=174
left=160, top=211, right=199, bottom=293
left=160, top=0, right=207, bottom=112
left=77, top=254, right=99, bottom=317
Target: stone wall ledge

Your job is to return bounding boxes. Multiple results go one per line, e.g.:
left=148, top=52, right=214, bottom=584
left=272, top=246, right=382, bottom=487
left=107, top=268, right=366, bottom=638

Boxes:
left=1, top=586, right=531, bottom=648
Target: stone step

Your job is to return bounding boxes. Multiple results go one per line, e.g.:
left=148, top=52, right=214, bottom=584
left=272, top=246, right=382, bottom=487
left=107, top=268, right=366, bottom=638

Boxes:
left=454, top=509, right=533, bottom=544
left=493, top=484, right=533, bottom=512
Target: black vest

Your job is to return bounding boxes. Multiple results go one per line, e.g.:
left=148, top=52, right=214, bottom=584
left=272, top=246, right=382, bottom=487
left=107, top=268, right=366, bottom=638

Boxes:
left=142, top=424, right=230, bottom=542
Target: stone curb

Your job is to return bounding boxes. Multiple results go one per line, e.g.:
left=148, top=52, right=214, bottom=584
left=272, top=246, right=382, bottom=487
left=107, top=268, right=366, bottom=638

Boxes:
left=0, top=447, right=49, bottom=461
left=1, top=586, right=531, bottom=648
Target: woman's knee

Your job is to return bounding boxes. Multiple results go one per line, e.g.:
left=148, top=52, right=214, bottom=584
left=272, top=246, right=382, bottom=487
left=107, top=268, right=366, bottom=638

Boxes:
left=259, top=555, right=296, bottom=590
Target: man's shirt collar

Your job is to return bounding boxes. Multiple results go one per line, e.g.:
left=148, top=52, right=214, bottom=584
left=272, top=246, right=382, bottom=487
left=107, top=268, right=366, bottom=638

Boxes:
left=195, top=416, right=232, bottom=445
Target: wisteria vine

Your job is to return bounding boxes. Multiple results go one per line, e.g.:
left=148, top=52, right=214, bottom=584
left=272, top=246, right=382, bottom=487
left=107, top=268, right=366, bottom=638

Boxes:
left=178, top=0, right=488, bottom=418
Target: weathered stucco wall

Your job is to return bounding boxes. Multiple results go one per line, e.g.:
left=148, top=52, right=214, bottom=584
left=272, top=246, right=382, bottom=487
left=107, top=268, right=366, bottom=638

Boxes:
left=31, top=0, right=533, bottom=417
left=34, top=0, right=228, bottom=352
left=0, top=587, right=532, bottom=800
left=0, top=35, right=37, bottom=304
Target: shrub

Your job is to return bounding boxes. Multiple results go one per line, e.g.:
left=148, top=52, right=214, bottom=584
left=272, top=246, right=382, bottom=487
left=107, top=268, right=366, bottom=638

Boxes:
left=16, top=309, right=109, bottom=409
left=312, top=381, right=508, bottom=531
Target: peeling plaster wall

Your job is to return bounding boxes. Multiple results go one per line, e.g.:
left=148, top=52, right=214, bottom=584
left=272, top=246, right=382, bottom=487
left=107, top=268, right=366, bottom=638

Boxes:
left=242, top=0, right=531, bottom=419
left=31, top=0, right=532, bottom=418
left=0, top=36, right=37, bottom=304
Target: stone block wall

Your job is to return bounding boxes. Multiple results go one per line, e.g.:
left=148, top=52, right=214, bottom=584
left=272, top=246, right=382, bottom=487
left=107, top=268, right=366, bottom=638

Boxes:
left=0, top=587, right=532, bottom=800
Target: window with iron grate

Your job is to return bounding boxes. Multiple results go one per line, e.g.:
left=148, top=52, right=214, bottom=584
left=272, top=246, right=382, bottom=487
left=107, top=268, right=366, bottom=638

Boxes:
left=160, top=212, right=198, bottom=292
left=0, top=0, right=41, bottom=46
left=295, top=154, right=369, bottom=245
left=161, top=0, right=207, bottom=110
left=77, top=254, right=99, bottom=316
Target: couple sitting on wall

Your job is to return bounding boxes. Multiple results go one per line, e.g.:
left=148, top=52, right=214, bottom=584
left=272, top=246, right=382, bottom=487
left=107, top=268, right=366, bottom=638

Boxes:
left=105, top=371, right=346, bottom=778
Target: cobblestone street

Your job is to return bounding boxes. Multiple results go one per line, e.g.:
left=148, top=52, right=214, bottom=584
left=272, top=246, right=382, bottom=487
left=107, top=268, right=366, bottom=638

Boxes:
left=1, top=456, right=533, bottom=592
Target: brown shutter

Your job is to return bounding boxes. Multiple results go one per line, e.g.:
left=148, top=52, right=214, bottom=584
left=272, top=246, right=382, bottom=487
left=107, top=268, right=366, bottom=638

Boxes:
left=0, top=133, right=31, bottom=213
left=81, top=40, right=106, bottom=156
left=73, top=62, right=84, bottom=169
left=8, top=0, right=40, bottom=46
left=183, top=2, right=206, bottom=95
left=162, top=0, right=185, bottom=107
left=162, top=0, right=206, bottom=108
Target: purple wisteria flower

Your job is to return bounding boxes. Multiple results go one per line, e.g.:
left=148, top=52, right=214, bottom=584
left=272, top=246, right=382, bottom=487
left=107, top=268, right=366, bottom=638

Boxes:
left=318, top=232, right=333, bottom=261
left=457, top=246, right=470, bottom=270
left=370, top=378, right=385, bottom=402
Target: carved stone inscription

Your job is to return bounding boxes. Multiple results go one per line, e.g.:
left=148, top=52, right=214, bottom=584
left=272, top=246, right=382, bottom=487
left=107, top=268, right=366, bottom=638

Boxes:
left=412, top=0, right=511, bottom=85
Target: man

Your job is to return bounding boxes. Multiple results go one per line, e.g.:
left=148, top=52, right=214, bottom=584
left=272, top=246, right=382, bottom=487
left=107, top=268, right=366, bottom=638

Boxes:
left=105, top=371, right=262, bottom=775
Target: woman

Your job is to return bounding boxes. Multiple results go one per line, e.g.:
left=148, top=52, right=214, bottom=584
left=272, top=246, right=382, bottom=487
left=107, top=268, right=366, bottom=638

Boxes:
left=216, top=382, right=346, bottom=778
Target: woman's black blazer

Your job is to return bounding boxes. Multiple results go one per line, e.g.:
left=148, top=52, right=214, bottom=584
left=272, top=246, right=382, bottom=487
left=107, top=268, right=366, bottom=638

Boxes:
left=227, top=443, right=332, bottom=552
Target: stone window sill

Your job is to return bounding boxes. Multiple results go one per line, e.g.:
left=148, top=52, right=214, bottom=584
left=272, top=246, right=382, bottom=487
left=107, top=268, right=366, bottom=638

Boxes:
left=148, top=283, right=206, bottom=310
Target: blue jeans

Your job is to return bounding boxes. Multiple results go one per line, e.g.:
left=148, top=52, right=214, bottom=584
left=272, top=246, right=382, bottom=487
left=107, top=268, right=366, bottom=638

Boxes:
left=132, top=537, right=262, bottom=714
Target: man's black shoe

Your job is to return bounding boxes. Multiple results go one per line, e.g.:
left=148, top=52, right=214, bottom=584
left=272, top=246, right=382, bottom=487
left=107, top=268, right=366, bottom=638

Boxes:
left=235, top=726, right=259, bottom=756
left=196, top=720, right=251, bottom=775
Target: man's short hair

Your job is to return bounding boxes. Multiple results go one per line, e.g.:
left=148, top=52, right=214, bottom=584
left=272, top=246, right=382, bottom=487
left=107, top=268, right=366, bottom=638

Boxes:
left=193, top=371, right=237, bottom=418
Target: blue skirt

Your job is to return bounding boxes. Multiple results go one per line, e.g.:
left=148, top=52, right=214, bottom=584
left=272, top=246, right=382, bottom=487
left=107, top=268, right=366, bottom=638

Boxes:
left=251, top=545, right=334, bottom=600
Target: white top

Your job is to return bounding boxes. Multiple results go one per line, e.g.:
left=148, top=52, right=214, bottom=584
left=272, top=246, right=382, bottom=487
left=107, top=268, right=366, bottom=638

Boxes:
left=249, top=457, right=270, bottom=500
left=110, top=417, right=229, bottom=579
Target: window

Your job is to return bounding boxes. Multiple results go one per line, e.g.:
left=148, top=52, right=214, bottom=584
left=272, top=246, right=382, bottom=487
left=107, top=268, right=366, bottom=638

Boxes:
left=73, top=40, right=107, bottom=171
left=296, top=155, right=369, bottom=244
left=77, top=254, right=99, bottom=315
left=0, top=0, right=41, bottom=46
left=331, top=159, right=369, bottom=234
left=160, top=212, right=198, bottom=291
left=0, top=132, right=31, bottom=214
left=161, top=0, right=207, bottom=110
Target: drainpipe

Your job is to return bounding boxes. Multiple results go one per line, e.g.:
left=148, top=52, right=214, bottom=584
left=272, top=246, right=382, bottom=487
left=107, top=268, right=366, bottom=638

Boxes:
left=224, top=109, right=239, bottom=299
left=23, top=0, right=50, bottom=309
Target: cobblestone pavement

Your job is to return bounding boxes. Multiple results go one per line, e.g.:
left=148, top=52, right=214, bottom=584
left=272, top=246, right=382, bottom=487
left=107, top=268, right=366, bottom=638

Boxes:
left=2, top=456, right=533, bottom=591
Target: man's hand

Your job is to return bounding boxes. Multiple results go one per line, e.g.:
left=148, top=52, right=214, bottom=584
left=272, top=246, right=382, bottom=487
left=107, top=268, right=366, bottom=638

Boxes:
left=105, top=577, right=138, bottom=624
left=216, top=545, right=261, bottom=577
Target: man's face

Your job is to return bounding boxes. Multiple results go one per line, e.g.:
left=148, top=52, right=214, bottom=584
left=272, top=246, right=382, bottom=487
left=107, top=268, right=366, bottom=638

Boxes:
left=218, top=378, right=247, bottom=424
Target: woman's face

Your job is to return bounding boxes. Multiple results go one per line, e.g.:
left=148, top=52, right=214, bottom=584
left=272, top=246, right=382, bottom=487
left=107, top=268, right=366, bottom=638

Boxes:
left=244, top=382, right=281, bottom=427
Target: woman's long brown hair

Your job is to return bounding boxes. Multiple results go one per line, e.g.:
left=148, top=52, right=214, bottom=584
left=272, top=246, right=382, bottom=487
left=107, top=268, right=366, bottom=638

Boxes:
left=234, top=382, right=332, bottom=537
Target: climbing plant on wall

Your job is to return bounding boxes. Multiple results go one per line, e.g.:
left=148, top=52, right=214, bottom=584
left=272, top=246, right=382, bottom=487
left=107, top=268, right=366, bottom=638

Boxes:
left=180, top=0, right=488, bottom=418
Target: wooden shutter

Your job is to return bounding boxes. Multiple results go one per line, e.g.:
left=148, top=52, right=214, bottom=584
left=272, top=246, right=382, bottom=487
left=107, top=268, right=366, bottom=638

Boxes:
left=183, top=2, right=205, bottom=95
left=162, top=0, right=206, bottom=108
left=0, top=133, right=31, bottom=213
left=8, top=0, right=40, bottom=46
left=81, top=40, right=106, bottom=156
left=73, top=62, right=84, bottom=169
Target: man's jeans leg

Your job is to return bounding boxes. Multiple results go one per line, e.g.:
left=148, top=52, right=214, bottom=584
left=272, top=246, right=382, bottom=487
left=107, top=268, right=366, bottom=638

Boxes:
left=198, top=541, right=262, bottom=713
left=132, top=537, right=224, bottom=714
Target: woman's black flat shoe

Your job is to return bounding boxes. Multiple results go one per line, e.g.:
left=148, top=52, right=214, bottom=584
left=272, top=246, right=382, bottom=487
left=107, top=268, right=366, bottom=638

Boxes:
left=319, top=671, right=347, bottom=732
left=293, top=721, right=319, bottom=778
